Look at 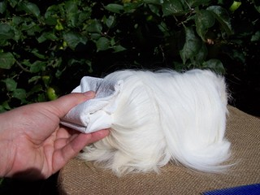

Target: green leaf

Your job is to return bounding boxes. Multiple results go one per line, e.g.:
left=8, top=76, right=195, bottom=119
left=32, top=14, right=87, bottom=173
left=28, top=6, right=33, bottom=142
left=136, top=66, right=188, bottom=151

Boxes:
left=55, top=19, right=64, bottom=31
left=85, top=20, right=102, bottom=33
left=105, top=15, right=116, bottom=28
left=251, top=31, right=260, bottom=42
left=37, top=32, right=58, bottom=43
left=31, top=49, right=46, bottom=59
left=148, top=4, right=160, bottom=16
left=12, top=88, right=27, bottom=103
left=29, top=61, right=46, bottom=73
left=202, top=59, right=225, bottom=74
left=27, top=84, right=43, bottom=96
left=0, top=52, right=16, bottom=69
left=185, top=0, right=211, bottom=7
left=96, top=37, right=110, bottom=51
left=207, top=6, right=233, bottom=35
left=143, top=0, right=161, bottom=4
left=0, top=1, right=7, bottom=14
left=195, top=10, right=215, bottom=41
left=65, top=1, right=79, bottom=27
left=78, top=12, right=91, bottom=25
left=22, top=60, right=46, bottom=73
left=113, top=45, right=126, bottom=53
left=253, top=0, right=260, bottom=13
left=44, top=5, right=60, bottom=25
left=123, top=2, right=142, bottom=13
left=37, top=93, right=47, bottom=102
left=0, top=24, right=15, bottom=41
left=0, top=101, right=11, bottom=112
left=12, top=16, right=23, bottom=25
left=19, top=2, right=40, bottom=18
left=28, top=76, right=41, bottom=83
left=0, top=106, right=4, bottom=113
left=20, top=21, right=42, bottom=36
left=161, top=0, right=184, bottom=16
left=90, top=33, right=102, bottom=40
left=2, top=78, right=17, bottom=91
left=194, top=42, right=208, bottom=63
left=224, top=48, right=246, bottom=63
left=9, top=0, right=19, bottom=8
left=180, top=27, right=202, bottom=64
left=63, top=32, right=88, bottom=50
left=229, top=1, right=242, bottom=12
left=42, top=75, right=51, bottom=86
left=47, top=87, right=58, bottom=100
left=105, top=4, right=124, bottom=14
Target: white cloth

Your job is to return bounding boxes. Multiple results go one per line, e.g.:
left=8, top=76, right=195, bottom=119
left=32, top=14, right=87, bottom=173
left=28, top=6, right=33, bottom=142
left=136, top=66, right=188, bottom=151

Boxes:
left=61, top=76, right=123, bottom=133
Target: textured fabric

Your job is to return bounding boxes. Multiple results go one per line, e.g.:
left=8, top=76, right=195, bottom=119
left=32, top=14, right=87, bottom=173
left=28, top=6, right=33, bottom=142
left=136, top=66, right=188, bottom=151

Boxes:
left=203, top=183, right=260, bottom=195
left=61, top=76, right=123, bottom=133
left=58, top=106, right=260, bottom=195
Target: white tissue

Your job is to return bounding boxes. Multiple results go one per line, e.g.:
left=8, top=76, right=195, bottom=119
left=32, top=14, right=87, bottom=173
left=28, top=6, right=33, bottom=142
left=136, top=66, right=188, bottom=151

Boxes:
left=60, top=76, right=123, bottom=133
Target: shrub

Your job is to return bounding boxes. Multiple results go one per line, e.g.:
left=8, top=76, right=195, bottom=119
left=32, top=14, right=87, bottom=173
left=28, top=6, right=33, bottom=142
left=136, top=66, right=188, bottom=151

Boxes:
left=0, top=0, right=259, bottom=111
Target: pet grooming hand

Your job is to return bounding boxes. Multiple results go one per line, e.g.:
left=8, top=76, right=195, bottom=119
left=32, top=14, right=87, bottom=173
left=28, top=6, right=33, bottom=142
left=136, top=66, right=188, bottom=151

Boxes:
left=0, top=91, right=109, bottom=179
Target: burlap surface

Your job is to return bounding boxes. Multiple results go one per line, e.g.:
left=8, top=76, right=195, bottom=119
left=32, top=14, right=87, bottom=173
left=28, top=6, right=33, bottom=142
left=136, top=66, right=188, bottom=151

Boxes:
left=58, top=106, right=260, bottom=195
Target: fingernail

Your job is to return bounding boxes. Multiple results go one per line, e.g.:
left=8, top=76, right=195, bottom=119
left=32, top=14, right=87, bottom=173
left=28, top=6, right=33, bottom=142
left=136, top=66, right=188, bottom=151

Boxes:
left=83, top=91, right=95, bottom=98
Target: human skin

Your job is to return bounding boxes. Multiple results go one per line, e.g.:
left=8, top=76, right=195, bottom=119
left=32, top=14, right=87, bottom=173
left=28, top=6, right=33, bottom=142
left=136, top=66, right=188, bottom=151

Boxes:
left=0, top=91, right=109, bottom=179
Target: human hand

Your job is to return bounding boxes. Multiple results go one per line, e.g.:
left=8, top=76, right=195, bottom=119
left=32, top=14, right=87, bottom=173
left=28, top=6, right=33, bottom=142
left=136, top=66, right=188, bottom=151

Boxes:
left=0, top=91, right=109, bottom=179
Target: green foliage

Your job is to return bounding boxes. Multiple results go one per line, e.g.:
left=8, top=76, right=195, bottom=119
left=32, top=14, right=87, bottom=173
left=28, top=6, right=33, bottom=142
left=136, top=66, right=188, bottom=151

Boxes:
left=0, top=0, right=259, bottom=111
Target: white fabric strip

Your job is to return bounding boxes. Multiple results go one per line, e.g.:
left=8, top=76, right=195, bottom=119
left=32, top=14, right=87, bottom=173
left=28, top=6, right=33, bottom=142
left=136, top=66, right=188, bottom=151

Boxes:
left=60, top=76, right=123, bottom=133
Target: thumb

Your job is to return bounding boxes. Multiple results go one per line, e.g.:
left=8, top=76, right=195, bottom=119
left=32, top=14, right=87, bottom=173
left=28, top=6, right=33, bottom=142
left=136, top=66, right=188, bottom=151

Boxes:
left=48, top=91, right=95, bottom=118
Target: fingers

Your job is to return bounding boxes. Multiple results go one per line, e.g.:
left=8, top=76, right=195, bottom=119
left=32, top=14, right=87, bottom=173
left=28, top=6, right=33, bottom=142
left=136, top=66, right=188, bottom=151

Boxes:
left=48, top=91, right=95, bottom=118
left=56, top=127, right=74, bottom=139
left=52, top=129, right=109, bottom=173
left=69, top=129, right=110, bottom=152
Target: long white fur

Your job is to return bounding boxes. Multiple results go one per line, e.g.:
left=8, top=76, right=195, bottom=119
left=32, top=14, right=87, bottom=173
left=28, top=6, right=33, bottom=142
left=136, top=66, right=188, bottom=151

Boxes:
left=79, top=69, right=231, bottom=176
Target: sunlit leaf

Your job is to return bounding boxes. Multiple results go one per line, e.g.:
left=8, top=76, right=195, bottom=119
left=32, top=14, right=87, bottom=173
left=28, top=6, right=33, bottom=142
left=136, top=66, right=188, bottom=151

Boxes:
left=47, top=87, right=58, bottom=100
left=229, top=1, right=242, bottom=12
